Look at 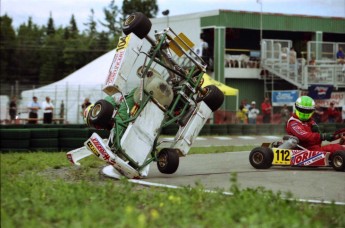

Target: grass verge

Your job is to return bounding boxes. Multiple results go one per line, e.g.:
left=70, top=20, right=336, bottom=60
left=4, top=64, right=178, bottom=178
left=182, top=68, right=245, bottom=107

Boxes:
left=1, top=151, right=344, bottom=227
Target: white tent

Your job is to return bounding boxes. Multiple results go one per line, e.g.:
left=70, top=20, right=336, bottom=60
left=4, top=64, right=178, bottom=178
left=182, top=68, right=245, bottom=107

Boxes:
left=20, top=11, right=221, bottom=123
left=21, top=50, right=121, bottom=124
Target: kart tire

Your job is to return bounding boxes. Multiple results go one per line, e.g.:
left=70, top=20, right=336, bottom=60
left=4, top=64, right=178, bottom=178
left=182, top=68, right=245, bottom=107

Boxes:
left=88, top=99, right=114, bottom=130
left=330, top=151, right=345, bottom=172
left=122, top=12, right=152, bottom=39
left=249, top=147, right=273, bottom=169
left=157, top=148, right=179, bottom=174
left=199, top=85, right=224, bottom=112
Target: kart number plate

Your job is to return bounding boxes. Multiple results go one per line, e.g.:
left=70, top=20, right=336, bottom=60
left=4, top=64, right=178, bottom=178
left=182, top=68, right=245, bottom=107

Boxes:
left=272, top=149, right=291, bottom=165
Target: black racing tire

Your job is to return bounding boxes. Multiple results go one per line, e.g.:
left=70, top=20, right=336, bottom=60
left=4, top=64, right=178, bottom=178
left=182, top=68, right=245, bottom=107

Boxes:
left=249, top=147, right=274, bottom=169
left=59, top=129, right=89, bottom=138
left=0, top=129, right=31, bottom=139
left=30, top=128, right=59, bottom=138
left=157, top=148, right=180, bottom=174
left=122, top=12, right=152, bottom=39
left=88, top=100, right=114, bottom=130
left=199, top=85, right=224, bottom=112
left=330, top=151, right=345, bottom=172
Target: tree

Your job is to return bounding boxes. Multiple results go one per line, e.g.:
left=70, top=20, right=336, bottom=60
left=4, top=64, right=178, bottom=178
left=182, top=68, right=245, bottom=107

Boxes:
left=122, top=0, right=158, bottom=19
left=100, top=0, right=121, bottom=38
left=84, top=9, right=97, bottom=37
left=68, top=15, right=79, bottom=38
left=15, top=18, right=44, bottom=84
left=0, top=15, right=16, bottom=83
left=46, top=12, right=55, bottom=35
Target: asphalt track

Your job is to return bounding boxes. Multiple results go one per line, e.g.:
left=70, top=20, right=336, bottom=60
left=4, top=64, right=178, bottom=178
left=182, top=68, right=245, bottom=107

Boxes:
left=142, top=136, right=345, bottom=204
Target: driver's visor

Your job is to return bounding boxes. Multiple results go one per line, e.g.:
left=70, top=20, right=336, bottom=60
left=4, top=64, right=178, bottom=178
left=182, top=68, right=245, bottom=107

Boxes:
left=295, top=105, right=315, bottom=114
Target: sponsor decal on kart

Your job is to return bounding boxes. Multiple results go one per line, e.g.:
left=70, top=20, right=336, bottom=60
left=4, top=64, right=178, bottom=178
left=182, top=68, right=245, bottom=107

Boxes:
left=66, top=153, right=74, bottom=164
left=86, top=137, right=115, bottom=165
left=291, top=150, right=325, bottom=166
left=272, top=149, right=291, bottom=165
left=105, top=35, right=130, bottom=86
left=86, top=141, right=100, bottom=157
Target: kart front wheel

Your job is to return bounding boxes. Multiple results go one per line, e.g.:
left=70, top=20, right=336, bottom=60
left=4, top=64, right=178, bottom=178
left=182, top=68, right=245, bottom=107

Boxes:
left=122, top=12, right=152, bottom=39
left=249, top=147, right=273, bottom=169
left=88, top=100, right=114, bottom=130
left=330, top=151, right=345, bottom=172
left=157, top=148, right=179, bottom=174
left=199, top=85, right=224, bottom=112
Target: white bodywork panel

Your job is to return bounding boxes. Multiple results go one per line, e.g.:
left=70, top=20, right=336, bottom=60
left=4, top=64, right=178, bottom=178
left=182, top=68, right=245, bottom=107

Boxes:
left=103, top=34, right=144, bottom=95
left=170, top=101, right=212, bottom=155
left=121, top=100, right=165, bottom=166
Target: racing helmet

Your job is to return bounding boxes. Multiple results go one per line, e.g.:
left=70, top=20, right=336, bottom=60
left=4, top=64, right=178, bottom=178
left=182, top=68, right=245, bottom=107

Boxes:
left=294, top=96, right=315, bottom=121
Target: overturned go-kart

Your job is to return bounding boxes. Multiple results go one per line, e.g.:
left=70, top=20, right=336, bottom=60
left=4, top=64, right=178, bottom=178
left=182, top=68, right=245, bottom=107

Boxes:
left=249, top=130, right=345, bottom=172
left=66, top=12, right=225, bottom=179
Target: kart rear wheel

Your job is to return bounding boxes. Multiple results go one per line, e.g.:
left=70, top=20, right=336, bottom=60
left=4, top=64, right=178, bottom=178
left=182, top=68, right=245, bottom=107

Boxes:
left=330, top=151, right=345, bottom=171
left=199, top=85, right=224, bottom=112
left=88, top=100, right=114, bottom=130
left=123, top=12, right=152, bottom=39
left=249, top=147, right=273, bottom=169
left=157, top=148, right=179, bottom=174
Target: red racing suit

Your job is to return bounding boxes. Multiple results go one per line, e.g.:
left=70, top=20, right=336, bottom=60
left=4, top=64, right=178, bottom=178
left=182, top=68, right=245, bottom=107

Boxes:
left=286, top=114, right=344, bottom=154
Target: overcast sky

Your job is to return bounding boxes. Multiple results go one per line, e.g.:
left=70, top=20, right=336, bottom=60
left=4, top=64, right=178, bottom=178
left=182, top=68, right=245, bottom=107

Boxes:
left=1, top=0, right=345, bottom=31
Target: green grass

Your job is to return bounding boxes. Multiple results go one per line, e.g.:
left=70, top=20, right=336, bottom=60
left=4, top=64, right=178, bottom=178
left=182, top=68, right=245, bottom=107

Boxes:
left=1, top=151, right=345, bottom=228
left=189, top=145, right=255, bottom=154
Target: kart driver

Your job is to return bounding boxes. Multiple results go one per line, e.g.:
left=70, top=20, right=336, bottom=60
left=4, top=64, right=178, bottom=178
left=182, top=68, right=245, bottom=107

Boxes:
left=286, top=95, right=345, bottom=153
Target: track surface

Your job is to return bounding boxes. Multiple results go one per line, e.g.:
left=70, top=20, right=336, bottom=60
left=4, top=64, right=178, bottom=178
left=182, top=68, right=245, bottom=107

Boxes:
left=143, top=136, right=345, bottom=203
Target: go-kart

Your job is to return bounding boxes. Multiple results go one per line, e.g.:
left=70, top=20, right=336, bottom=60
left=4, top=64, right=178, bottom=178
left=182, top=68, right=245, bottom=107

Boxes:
left=249, top=129, right=345, bottom=172
left=66, top=12, right=224, bottom=179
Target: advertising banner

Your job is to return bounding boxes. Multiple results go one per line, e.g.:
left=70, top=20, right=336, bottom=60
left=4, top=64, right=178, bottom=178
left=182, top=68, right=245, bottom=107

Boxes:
left=307, top=85, right=333, bottom=100
left=271, top=90, right=299, bottom=106
left=314, top=92, right=345, bottom=108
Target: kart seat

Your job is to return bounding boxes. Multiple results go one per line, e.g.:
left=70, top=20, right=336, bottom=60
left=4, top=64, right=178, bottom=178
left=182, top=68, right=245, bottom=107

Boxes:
left=278, top=135, right=299, bottom=149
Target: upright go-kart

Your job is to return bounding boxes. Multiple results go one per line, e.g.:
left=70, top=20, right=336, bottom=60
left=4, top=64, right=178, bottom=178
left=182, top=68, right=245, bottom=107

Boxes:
left=249, top=129, right=345, bottom=171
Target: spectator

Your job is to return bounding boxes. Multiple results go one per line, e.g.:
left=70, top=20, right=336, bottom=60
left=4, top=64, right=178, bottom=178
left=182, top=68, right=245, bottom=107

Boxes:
left=261, top=97, right=272, bottom=123
left=280, top=104, right=290, bottom=124
left=336, top=47, right=345, bottom=72
left=336, top=47, right=345, bottom=64
left=313, top=104, right=324, bottom=124
left=42, top=96, right=54, bottom=124
left=289, top=47, right=297, bottom=64
left=196, top=34, right=211, bottom=69
left=327, top=102, right=339, bottom=123
left=9, top=96, right=17, bottom=124
left=236, top=104, right=248, bottom=124
left=248, top=101, right=260, bottom=124
left=27, top=96, right=41, bottom=124
left=342, top=104, right=345, bottom=123
left=81, top=98, right=91, bottom=116
left=241, top=99, right=251, bottom=110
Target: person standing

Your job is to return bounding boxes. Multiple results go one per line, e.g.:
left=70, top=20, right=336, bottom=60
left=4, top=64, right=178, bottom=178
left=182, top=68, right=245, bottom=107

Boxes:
left=42, top=96, right=54, bottom=124
left=9, top=96, right=17, bottom=124
left=280, top=104, right=291, bottom=124
left=28, top=96, right=41, bottom=124
left=327, top=102, right=339, bottom=123
left=313, top=104, right=324, bottom=124
left=81, top=98, right=91, bottom=116
left=261, top=97, right=272, bottom=123
left=248, top=101, right=260, bottom=124
left=236, top=104, right=248, bottom=124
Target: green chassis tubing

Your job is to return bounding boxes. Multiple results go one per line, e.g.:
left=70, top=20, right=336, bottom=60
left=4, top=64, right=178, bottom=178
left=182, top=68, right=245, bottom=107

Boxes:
left=108, top=31, right=206, bottom=171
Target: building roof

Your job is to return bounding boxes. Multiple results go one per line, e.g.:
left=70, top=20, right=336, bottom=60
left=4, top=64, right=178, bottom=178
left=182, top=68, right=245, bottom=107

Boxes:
left=200, top=10, right=345, bottom=34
